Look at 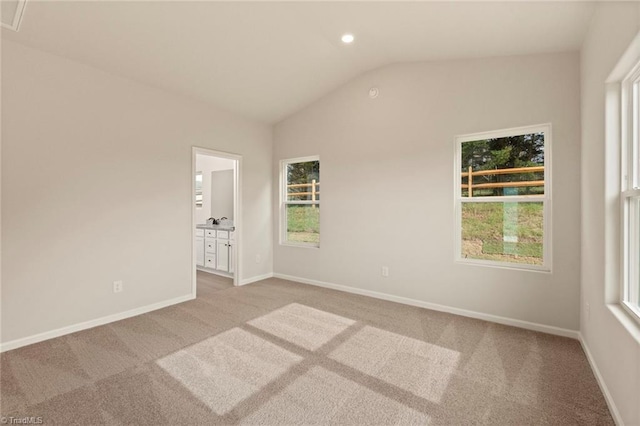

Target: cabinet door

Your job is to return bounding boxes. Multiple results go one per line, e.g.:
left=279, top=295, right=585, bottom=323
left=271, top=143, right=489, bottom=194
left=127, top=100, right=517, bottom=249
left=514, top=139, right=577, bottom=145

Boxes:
left=216, top=240, right=229, bottom=272
left=195, top=237, right=205, bottom=267
left=229, top=240, right=234, bottom=274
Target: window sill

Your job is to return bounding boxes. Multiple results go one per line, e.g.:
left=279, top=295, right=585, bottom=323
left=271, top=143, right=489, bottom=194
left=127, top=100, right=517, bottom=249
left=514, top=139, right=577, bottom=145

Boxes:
left=456, top=258, right=551, bottom=273
left=606, top=303, right=640, bottom=345
left=280, top=242, right=320, bottom=249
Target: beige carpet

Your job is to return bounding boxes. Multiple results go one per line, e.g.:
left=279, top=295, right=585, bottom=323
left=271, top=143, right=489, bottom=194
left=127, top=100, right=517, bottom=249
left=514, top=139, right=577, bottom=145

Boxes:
left=1, top=275, right=612, bottom=425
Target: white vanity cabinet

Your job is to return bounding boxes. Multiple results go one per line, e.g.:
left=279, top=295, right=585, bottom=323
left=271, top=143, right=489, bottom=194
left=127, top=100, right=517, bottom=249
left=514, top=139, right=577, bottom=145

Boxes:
left=205, top=230, right=217, bottom=270
left=196, top=227, right=235, bottom=276
left=215, top=231, right=235, bottom=273
left=195, top=236, right=204, bottom=266
left=205, top=238, right=216, bottom=254
left=216, top=239, right=230, bottom=272
left=229, top=235, right=235, bottom=274
left=195, top=228, right=205, bottom=267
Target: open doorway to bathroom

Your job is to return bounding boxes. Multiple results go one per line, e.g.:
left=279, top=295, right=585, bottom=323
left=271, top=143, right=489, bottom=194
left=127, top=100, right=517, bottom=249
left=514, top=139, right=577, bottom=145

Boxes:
left=192, top=147, right=241, bottom=296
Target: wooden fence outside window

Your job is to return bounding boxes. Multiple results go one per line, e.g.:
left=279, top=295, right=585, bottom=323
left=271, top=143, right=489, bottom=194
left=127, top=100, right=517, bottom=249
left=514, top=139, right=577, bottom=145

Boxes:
left=287, top=180, right=320, bottom=205
left=285, top=166, right=543, bottom=199
left=461, top=166, right=544, bottom=196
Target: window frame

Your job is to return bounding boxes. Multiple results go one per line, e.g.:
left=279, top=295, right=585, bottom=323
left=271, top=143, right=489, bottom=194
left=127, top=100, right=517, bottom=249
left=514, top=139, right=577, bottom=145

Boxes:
left=621, top=63, right=640, bottom=322
left=453, top=123, right=553, bottom=272
left=280, top=155, right=320, bottom=248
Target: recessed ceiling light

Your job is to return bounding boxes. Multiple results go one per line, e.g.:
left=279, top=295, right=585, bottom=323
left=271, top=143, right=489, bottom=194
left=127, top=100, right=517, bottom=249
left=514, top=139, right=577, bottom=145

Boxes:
left=341, top=34, right=355, bottom=44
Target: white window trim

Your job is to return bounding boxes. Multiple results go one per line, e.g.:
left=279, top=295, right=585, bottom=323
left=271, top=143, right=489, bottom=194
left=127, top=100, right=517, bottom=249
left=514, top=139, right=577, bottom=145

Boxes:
left=602, top=30, right=640, bottom=341
left=620, top=61, right=640, bottom=323
left=280, top=155, right=320, bottom=248
left=453, top=123, right=553, bottom=273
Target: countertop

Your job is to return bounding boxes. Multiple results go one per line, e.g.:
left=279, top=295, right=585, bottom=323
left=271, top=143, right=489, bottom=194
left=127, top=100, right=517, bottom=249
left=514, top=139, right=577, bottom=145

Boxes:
left=196, top=224, right=235, bottom=231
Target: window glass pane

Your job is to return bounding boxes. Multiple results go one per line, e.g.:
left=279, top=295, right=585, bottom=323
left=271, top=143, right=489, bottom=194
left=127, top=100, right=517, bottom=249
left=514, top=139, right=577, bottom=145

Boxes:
left=631, top=198, right=640, bottom=309
left=461, top=201, right=543, bottom=265
left=287, top=161, right=320, bottom=202
left=195, top=172, right=203, bottom=208
left=461, top=132, right=545, bottom=197
left=635, top=82, right=640, bottom=189
left=628, top=196, right=640, bottom=310
left=286, top=204, right=319, bottom=244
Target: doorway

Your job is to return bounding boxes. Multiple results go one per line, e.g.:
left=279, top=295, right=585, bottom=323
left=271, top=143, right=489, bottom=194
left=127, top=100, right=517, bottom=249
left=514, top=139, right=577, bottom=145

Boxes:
left=192, top=147, right=241, bottom=296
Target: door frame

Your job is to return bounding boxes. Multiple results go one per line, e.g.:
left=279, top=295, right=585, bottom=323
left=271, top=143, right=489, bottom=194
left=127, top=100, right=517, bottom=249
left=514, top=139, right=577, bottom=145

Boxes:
left=192, top=147, right=242, bottom=296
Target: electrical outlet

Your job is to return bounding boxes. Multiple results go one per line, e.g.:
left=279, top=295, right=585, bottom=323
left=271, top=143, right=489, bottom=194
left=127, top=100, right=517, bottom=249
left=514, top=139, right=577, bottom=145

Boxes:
left=113, top=280, right=123, bottom=293
left=256, top=254, right=262, bottom=264
left=381, top=266, right=389, bottom=277
left=585, top=302, right=590, bottom=320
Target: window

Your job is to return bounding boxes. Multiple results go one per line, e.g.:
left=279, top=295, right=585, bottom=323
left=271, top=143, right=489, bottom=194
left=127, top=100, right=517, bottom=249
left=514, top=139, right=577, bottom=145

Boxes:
left=455, top=124, right=551, bottom=271
left=621, top=64, right=640, bottom=320
left=195, top=171, right=203, bottom=208
left=281, top=156, right=320, bottom=247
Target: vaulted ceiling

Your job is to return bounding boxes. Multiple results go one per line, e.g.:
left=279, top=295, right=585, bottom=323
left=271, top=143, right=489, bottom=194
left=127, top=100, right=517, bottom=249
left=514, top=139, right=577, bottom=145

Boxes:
left=2, top=1, right=596, bottom=123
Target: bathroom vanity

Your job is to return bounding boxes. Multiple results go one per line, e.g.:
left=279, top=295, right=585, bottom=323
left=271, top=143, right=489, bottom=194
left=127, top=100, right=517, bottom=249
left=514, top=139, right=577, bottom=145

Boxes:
left=195, top=224, right=235, bottom=277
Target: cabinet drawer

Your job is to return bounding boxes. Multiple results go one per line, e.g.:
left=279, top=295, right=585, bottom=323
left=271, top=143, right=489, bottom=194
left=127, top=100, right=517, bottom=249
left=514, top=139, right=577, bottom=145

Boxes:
left=205, top=255, right=216, bottom=269
left=195, top=229, right=204, bottom=237
left=229, top=231, right=235, bottom=241
left=217, top=230, right=229, bottom=239
left=205, top=229, right=216, bottom=238
left=205, top=239, right=216, bottom=254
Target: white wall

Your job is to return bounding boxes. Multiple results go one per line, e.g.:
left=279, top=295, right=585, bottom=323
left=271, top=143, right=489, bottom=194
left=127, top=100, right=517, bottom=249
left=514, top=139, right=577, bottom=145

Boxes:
left=194, top=155, right=234, bottom=224
left=580, top=3, right=640, bottom=425
left=274, top=52, right=581, bottom=331
left=1, top=41, right=273, bottom=345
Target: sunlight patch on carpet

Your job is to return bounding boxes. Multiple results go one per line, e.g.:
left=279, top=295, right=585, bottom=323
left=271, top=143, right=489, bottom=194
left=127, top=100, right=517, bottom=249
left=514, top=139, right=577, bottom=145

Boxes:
left=242, top=366, right=429, bottom=424
left=156, top=328, right=302, bottom=415
left=329, top=325, right=460, bottom=403
left=247, top=303, right=356, bottom=351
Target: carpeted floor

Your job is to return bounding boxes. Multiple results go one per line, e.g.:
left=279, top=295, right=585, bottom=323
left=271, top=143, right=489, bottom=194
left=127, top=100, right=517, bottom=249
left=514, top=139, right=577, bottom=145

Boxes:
left=1, top=276, right=612, bottom=425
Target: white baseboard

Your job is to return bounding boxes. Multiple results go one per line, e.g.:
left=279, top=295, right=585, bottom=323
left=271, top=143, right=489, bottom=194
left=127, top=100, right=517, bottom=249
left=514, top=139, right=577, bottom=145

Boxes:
left=240, top=272, right=274, bottom=286
left=0, top=294, right=195, bottom=353
left=578, top=333, right=623, bottom=425
left=273, top=273, right=579, bottom=339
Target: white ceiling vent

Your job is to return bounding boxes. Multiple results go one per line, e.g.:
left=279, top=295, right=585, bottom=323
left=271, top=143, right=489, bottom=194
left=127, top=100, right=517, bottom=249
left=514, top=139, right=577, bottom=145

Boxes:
left=1, top=0, right=27, bottom=31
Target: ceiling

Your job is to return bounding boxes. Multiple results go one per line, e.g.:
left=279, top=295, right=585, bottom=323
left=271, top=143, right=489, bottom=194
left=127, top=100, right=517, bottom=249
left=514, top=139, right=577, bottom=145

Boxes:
left=2, top=1, right=596, bottom=123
